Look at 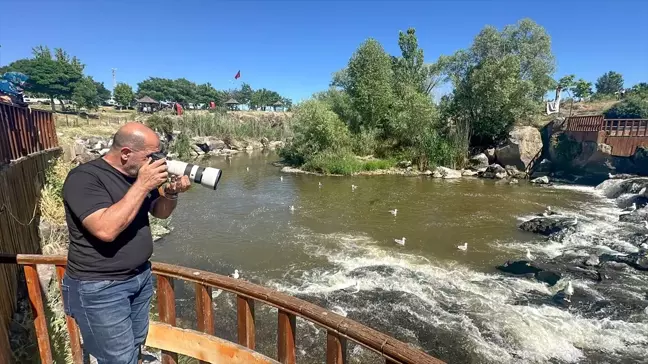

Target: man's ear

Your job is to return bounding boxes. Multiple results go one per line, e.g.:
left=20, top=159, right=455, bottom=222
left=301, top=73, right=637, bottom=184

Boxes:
left=120, top=147, right=132, bottom=161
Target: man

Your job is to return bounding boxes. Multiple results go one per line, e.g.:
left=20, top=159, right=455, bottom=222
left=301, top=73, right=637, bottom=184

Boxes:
left=61, top=123, right=190, bottom=363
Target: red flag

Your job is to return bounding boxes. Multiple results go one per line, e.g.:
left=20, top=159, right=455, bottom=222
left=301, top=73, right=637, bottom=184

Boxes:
left=234, top=70, right=241, bottom=79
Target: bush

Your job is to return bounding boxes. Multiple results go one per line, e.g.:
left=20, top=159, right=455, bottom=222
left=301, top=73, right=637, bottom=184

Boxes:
left=352, top=127, right=380, bottom=156
left=302, top=151, right=393, bottom=175
left=604, top=96, right=648, bottom=119
left=279, top=100, right=352, bottom=165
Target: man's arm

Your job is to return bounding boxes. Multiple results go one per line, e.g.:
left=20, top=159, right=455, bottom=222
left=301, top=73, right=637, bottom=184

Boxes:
left=150, top=175, right=191, bottom=219
left=82, top=185, right=150, bottom=242
left=65, top=158, right=168, bottom=243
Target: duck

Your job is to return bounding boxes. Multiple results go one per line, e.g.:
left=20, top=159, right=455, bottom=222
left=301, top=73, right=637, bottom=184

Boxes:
left=394, top=237, right=406, bottom=246
left=457, top=243, right=468, bottom=251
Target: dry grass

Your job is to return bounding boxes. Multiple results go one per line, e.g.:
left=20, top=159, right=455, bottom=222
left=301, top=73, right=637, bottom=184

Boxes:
left=525, top=99, right=621, bottom=128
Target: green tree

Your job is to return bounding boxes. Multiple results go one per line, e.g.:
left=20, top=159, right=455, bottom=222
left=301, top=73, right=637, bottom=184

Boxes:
left=346, top=39, right=394, bottom=133
left=604, top=96, right=648, bottom=118
left=3, top=46, right=84, bottom=110
left=195, top=83, right=222, bottom=106
left=279, top=100, right=351, bottom=165
left=573, top=79, right=593, bottom=100
left=72, top=76, right=99, bottom=110
left=238, top=83, right=253, bottom=105
left=392, top=28, right=434, bottom=95
left=630, top=82, right=648, bottom=99
left=114, top=82, right=135, bottom=109
left=93, top=80, right=111, bottom=105
left=595, top=71, right=624, bottom=95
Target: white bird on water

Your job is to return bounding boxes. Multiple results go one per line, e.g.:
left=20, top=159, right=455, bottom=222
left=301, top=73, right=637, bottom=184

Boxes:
left=318, top=182, right=322, bottom=188
left=246, top=167, right=250, bottom=172
left=389, top=209, right=398, bottom=216
left=608, top=172, right=614, bottom=179
left=231, top=269, right=240, bottom=279
left=526, top=249, right=534, bottom=261
left=564, top=280, right=574, bottom=302
left=640, top=243, right=648, bottom=249
left=640, top=187, right=646, bottom=195
left=394, top=237, right=406, bottom=246
left=624, top=203, right=637, bottom=212
left=289, top=205, right=295, bottom=212
left=457, top=243, right=468, bottom=251
left=280, top=176, right=284, bottom=181
left=643, top=220, right=648, bottom=231
left=351, top=184, right=358, bottom=191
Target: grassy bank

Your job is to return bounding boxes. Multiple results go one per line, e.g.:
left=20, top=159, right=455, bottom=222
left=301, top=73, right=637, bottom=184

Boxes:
left=302, top=152, right=395, bottom=175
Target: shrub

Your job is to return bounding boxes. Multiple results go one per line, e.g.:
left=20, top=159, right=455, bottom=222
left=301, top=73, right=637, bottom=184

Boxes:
left=279, top=100, right=352, bottom=165
left=352, top=127, right=380, bottom=156
left=604, top=96, right=648, bottom=119
left=302, top=151, right=393, bottom=175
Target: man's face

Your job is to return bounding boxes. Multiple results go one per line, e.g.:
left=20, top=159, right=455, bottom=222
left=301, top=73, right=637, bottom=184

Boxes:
left=121, top=134, right=161, bottom=177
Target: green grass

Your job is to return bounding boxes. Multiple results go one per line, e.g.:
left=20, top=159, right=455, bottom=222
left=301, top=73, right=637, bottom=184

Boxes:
left=302, top=152, right=394, bottom=175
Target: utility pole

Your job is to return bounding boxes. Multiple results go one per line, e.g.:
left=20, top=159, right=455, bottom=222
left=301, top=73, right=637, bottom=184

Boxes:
left=111, top=68, right=117, bottom=94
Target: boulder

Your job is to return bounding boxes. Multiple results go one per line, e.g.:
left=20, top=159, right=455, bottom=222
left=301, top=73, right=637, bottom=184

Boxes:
left=496, top=261, right=561, bottom=286
left=495, top=126, right=543, bottom=170
left=505, top=165, right=527, bottom=179
left=481, top=164, right=507, bottom=179
left=530, top=159, right=553, bottom=178
left=600, top=252, right=648, bottom=271
left=422, top=170, right=433, bottom=176
left=435, top=166, right=462, bottom=179
left=74, top=141, right=88, bottom=156
left=618, top=207, right=648, bottom=224
left=268, top=141, right=284, bottom=150
left=485, top=148, right=496, bottom=163
left=194, top=142, right=210, bottom=153
left=531, top=176, right=550, bottom=184
left=190, top=144, right=205, bottom=155
left=221, top=148, right=239, bottom=155
left=462, top=170, right=478, bottom=177
left=431, top=170, right=443, bottom=178
left=584, top=254, right=600, bottom=267
left=534, top=270, right=562, bottom=286
left=398, top=160, right=412, bottom=168
left=206, top=137, right=226, bottom=150
left=76, top=152, right=96, bottom=164
left=509, top=178, right=519, bottom=184
left=260, top=137, right=269, bottom=147
left=207, top=150, right=220, bottom=157
left=469, top=153, right=489, bottom=170
left=519, top=216, right=578, bottom=236
left=248, top=140, right=264, bottom=150
left=227, top=139, right=247, bottom=150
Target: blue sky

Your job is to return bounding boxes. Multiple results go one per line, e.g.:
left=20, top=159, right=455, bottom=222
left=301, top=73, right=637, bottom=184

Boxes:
left=1, top=0, right=647, bottom=102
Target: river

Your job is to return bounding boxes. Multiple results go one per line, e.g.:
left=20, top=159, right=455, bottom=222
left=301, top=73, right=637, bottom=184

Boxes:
left=152, top=151, right=648, bottom=364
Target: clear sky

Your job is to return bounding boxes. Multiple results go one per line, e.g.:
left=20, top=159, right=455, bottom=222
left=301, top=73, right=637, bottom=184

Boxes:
left=1, top=0, right=647, bottom=102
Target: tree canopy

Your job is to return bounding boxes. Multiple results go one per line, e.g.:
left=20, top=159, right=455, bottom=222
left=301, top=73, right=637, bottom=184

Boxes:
left=595, top=71, right=624, bottom=95
left=113, top=82, right=135, bottom=108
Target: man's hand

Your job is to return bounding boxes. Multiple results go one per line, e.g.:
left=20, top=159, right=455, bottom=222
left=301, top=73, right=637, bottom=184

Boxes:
left=163, top=175, right=191, bottom=196
left=135, top=158, right=168, bottom=192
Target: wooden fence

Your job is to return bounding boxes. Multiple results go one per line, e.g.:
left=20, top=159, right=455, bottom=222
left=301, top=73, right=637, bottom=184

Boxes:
left=0, top=102, right=58, bottom=165
left=0, top=102, right=60, bottom=363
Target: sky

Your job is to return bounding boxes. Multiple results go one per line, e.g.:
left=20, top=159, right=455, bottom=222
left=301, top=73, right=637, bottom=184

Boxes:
left=1, top=0, right=647, bottom=102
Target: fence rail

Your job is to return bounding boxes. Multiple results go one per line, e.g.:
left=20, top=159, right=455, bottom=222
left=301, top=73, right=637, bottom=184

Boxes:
left=0, top=254, right=445, bottom=364
left=564, top=116, right=648, bottom=157
left=0, top=102, right=58, bottom=165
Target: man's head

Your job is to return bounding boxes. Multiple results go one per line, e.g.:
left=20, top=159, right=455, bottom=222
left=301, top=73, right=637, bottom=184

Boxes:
left=108, top=122, right=160, bottom=177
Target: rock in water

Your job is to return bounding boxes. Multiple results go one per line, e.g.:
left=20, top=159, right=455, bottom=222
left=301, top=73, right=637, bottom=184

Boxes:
left=495, top=126, right=543, bottom=171
left=469, top=153, right=489, bottom=170
left=462, top=170, right=478, bottom=177
left=531, top=176, right=550, bottom=184
left=505, top=165, right=527, bottom=179
left=534, top=270, right=562, bottom=286
left=435, top=166, right=462, bottom=179
left=600, top=252, right=648, bottom=271
left=519, top=216, right=577, bottom=236
left=618, top=207, right=648, bottom=223
left=485, top=148, right=496, bottom=163
left=584, top=254, right=600, bottom=266
left=482, top=164, right=508, bottom=179
left=497, top=261, right=541, bottom=275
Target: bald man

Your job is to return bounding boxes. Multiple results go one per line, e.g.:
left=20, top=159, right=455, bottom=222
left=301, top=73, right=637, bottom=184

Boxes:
left=61, top=123, right=190, bottom=364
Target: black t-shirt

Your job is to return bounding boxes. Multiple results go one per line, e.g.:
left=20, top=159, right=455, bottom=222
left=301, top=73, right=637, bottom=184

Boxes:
left=63, top=158, right=160, bottom=281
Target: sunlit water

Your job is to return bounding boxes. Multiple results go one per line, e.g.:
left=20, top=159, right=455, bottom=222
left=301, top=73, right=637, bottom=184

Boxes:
left=152, top=152, right=648, bottom=364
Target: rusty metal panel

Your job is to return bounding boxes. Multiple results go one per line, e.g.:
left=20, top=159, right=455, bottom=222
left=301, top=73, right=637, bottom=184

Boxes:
left=566, top=115, right=604, bottom=132
left=605, top=136, right=648, bottom=157
left=0, top=103, right=57, bottom=165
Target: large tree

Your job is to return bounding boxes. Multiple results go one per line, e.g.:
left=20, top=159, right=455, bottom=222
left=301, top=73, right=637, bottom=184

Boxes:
left=346, top=38, right=395, bottom=133
left=114, top=82, right=135, bottom=109
left=72, top=76, right=99, bottom=110
left=93, top=80, right=112, bottom=106
left=595, top=71, right=624, bottom=95
left=573, top=78, right=593, bottom=101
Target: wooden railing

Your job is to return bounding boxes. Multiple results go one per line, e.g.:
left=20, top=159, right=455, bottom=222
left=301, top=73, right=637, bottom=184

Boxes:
left=602, top=119, right=648, bottom=136
left=0, top=254, right=445, bottom=364
left=0, top=102, right=58, bottom=165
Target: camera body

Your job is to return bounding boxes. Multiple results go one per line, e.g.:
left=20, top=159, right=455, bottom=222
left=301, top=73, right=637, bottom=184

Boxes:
left=149, top=152, right=222, bottom=190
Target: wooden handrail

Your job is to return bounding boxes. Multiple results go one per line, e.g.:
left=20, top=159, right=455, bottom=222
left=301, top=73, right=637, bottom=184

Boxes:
left=0, top=254, right=445, bottom=364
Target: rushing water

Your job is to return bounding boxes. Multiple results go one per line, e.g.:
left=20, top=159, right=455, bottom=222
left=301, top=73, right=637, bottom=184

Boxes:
left=152, top=152, right=648, bottom=364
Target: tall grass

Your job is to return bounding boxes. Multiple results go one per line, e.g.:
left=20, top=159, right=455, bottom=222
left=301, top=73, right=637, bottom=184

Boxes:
left=303, top=151, right=393, bottom=175
left=146, top=113, right=292, bottom=141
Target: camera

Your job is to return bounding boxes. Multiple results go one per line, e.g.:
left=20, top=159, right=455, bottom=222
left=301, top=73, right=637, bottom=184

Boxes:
left=149, top=152, right=222, bottom=190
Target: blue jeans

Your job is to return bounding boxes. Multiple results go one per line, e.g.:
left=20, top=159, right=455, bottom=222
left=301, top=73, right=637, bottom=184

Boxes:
left=62, top=263, right=153, bottom=364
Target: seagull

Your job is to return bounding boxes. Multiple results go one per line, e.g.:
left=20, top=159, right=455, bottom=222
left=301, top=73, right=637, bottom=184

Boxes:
left=318, top=182, right=322, bottom=188
left=389, top=209, right=398, bottom=216
left=351, top=184, right=358, bottom=191
left=211, top=289, right=223, bottom=299
left=394, top=237, right=406, bottom=246
left=457, top=243, right=468, bottom=251
left=526, top=249, right=534, bottom=261
left=280, top=176, right=284, bottom=181
left=643, top=220, right=648, bottom=230
left=640, top=187, right=646, bottom=195
left=624, top=203, right=637, bottom=212
left=640, top=243, right=648, bottom=249
left=231, top=269, right=240, bottom=279
left=543, top=206, right=553, bottom=217
left=246, top=167, right=250, bottom=172
left=289, top=205, right=295, bottom=212
left=343, top=281, right=360, bottom=294
left=608, top=172, right=614, bottom=179
left=563, top=280, right=574, bottom=302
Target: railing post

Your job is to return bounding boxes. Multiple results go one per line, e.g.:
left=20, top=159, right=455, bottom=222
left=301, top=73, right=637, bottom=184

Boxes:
left=24, top=264, right=53, bottom=364
left=277, top=310, right=296, bottom=364
left=156, top=275, right=178, bottom=364
left=195, top=283, right=214, bottom=364
left=55, top=265, right=83, bottom=364
left=326, top=330, right=347, bottom=364
left=237, top=295, right=255, bottom=349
